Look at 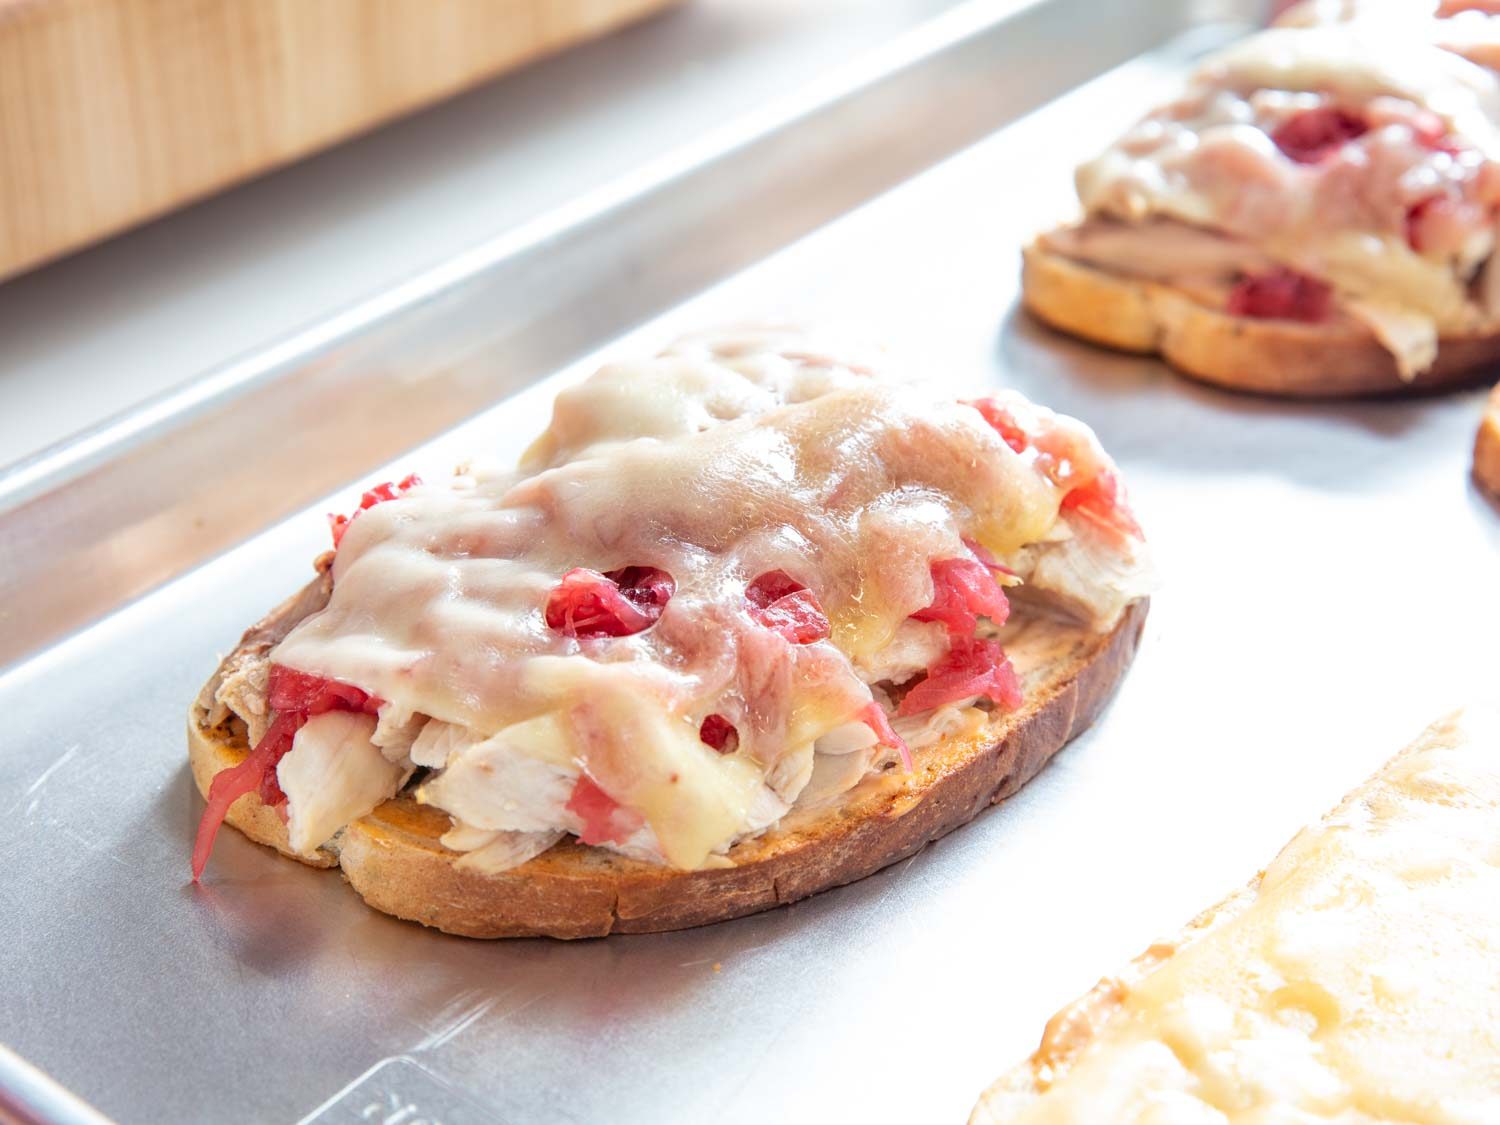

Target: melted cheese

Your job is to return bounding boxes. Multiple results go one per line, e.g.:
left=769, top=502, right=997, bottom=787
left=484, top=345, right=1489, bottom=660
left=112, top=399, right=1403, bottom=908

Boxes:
left=1277, top=0, right=1500, bottom=74
left=975, top=708, right=1500, bottom=1124
left=1072, top=27, right=1500, bottom=371
left=270, top=332, right=1149, bottom=869
left=1343, top=295, right=1441, bottom=378
left=1205, top=28, right=1500, bottom=135
left=1079, top=30, right=1500, bottom=239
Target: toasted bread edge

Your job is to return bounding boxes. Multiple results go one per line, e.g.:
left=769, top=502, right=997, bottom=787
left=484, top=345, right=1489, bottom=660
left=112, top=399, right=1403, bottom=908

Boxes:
left=1021, top=243, right=1500, bottom=399
left=188, top=592, right=1148, bottom=940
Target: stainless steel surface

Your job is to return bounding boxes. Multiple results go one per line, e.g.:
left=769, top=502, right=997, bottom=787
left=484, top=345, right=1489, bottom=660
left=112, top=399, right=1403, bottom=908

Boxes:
left=5, top=4, right=1498, bottom=1125
left=0, top=0, right=1202, bottom=673
left=0, top=1047, right=113, bottom=1125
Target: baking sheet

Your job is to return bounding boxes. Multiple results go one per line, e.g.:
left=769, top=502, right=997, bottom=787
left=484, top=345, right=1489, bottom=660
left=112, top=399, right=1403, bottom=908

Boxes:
left=4, top=7, right=1499, bottom=1125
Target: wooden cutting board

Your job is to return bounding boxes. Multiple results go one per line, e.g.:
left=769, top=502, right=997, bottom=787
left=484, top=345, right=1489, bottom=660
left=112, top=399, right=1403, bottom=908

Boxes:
left=0, top=0, right=681, bottom=281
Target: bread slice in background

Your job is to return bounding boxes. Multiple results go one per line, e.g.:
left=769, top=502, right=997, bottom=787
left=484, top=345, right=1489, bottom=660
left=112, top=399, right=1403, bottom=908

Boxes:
left=1022, top=243, right=1500, bottom=399
left=1477, top=385, right=1500, bottom=498
left=971, top=707, right=1500, bottom=1123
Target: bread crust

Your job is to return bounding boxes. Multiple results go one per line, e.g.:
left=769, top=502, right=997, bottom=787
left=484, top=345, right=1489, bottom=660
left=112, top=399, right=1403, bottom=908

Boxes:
left=1022, top=243, right=1500, bottom=399
left=968, top=712, right=1471, bottom=1123
left=188, top=581, right=1148, bottom=939
left=1476, top=385, right=1500, bottom=498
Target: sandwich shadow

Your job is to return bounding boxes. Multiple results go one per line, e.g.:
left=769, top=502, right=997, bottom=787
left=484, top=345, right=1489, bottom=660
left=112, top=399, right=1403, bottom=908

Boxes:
left=361, top=842, right=943, bottom=1097
left=992, top=304, right=1481, bottom=493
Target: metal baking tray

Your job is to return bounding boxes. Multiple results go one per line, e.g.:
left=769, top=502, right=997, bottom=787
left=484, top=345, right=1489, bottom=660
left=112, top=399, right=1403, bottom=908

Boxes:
left=5, top=1, right=1498, bottom=1122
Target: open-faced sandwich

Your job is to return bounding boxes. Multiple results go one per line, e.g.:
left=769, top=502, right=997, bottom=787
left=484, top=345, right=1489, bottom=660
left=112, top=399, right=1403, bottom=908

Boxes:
left=1025, top=27, right=1500, bottom=396
left=972, top=706, right=1500, bottom=1122
left=1477, top=383, right=1500, bottom=494
left=189, top=329, right=1152, bottom=938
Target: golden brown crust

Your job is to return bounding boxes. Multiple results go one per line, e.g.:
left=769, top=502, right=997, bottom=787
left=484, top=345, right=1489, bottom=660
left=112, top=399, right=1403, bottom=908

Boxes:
left=188, top=584, right=1148, bottom=939
left=968, top=713, right=1469, bottom=1124
left=969, top=884, right=1257, bottom=1123
left=1022, top=243, right=1500, bottom=399
left=1476, top=385, right=1500, bottom=498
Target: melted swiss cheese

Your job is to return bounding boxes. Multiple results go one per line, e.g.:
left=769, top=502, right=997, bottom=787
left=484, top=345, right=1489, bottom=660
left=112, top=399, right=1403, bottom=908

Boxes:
left=975, top=708, right=1500, bottom=1124
left=270, top=331, right=1146, bottom=868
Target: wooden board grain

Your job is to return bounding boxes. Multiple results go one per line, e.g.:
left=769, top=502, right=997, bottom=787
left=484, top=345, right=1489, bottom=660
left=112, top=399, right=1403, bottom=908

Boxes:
left=0, top=0, right=681, bottom=280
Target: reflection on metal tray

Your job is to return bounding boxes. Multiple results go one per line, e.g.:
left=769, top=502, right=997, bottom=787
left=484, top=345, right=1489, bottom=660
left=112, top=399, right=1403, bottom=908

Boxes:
left=9, top=1, right=1499, bottom=1124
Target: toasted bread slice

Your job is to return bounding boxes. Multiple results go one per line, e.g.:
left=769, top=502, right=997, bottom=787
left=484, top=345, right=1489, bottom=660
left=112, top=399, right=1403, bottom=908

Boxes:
left=971, top=708, right=1500, bottom=1122
left=189, top=578, right=1147, bottom=939
left=1476, top=384, right=1500, bottom=497
left=1022, top=243, right=1500, bottom=398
